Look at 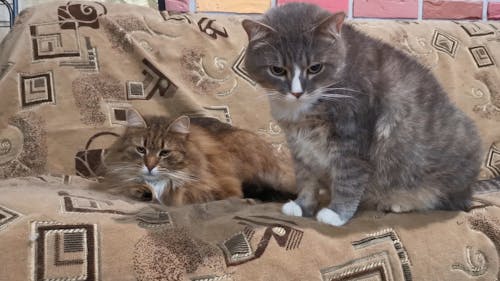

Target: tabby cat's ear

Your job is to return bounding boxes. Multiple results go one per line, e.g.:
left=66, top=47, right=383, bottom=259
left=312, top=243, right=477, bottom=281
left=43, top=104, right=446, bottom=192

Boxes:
left=314, top=12, right=346, bottom=36
left=126, top=110, right=146, bottom=128
left=168, top=115, right=190, bottom=134
left=242, top=19, right=276, bottom=42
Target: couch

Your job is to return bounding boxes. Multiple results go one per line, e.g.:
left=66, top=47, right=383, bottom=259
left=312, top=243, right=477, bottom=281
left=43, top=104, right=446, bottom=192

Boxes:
left=0, top=1, right=500, bottom=280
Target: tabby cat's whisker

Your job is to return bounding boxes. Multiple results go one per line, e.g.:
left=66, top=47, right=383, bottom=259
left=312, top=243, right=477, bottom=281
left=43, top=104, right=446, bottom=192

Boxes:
left=157, top=168, right=199, bottom=184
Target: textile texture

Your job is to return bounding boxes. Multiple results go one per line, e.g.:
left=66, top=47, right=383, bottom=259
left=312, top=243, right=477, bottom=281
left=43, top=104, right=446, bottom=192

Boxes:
left=0, top=1, right=500, bottom=280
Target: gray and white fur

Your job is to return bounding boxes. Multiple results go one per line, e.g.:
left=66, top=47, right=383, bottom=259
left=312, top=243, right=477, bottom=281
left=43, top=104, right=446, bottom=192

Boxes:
left=242, top=3, right=500, bottom=226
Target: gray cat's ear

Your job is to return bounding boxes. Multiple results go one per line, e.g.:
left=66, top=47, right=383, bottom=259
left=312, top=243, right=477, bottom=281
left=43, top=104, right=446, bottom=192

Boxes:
left=314, top=12, right=346, bottom=35
left=168, top=115, right=190, bottom=134
left=242, top=19, right=276, bottom=42
left=126, top=110, right=147, bottom=128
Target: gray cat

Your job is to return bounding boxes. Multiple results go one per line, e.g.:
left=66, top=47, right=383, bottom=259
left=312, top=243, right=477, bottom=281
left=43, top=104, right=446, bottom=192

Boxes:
left=242, top=3, right=500, bottom=226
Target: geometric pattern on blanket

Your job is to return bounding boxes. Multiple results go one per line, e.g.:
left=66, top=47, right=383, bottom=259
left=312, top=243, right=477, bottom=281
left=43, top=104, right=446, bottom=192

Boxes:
left=320, top=251, right=394, bottom=281
left=197, top=17, right=228, bottom=40
left=0, top=204, right=21, bottom=231
left=485, top=142, right=500, bottom=177
left=232, top=48, right=256, bottom=86
left=431, top=29, right=459, bottom=57
left=469, top=46, right=495, bottom=68
left=351, top=228, right=412, bottom=281
left=58, top=190, right=131, bottom=215
left=29, top=22, right=81, bottom=61
left=59, top=37, right=99, bottom=72
left=130, top=59, right=177, bottom=100
left=458, top=22, right=495, bottom=37
left=219, top=216, right=303, bottom=266
left=74, top=131, right=119, bottom=178
left=57, top=2, right=107, bottom=30
left=19, top=71, right=56, bottom=108
left=30, top=221, right=99, bottom=281
left=135, top=210, right=172, bottom=229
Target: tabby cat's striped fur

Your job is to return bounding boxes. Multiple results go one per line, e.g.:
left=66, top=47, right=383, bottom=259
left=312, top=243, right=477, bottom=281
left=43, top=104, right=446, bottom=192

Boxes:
left=98, top=111, right=296, bottom=206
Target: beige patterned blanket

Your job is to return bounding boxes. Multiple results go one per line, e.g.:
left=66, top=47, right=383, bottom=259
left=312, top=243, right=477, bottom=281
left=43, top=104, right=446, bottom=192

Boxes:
left=0, top=1, right=500, bottom=280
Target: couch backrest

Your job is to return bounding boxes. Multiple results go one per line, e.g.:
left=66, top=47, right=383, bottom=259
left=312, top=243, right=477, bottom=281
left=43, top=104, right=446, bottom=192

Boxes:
left=0, top=1, right=498, bottom=180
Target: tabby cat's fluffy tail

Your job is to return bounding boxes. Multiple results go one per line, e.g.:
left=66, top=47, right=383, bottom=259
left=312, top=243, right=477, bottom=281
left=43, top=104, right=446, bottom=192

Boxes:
left=473, top=176, right=500, bottom=194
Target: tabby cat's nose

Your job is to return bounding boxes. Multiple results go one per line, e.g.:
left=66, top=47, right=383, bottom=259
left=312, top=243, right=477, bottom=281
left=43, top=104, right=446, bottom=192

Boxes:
left=146, top=164, right=158, bottom=173
left=145, top=156, right=159, bottom=173
left=291, top=92, right=303, bottom=99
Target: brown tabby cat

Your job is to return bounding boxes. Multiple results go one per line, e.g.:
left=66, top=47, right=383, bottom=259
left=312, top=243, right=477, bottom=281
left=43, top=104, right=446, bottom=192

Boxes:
left=98, top=110, right=295, bottom=206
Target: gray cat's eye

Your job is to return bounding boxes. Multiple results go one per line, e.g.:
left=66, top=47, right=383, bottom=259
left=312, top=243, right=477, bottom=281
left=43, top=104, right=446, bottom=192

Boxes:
left=307, top=63, right=323, bottom=74
left=269, top=66, right=287, bottom=76
left=159, top=150, right=170, bottom=157
left=136, top=146, right=146, bottom=154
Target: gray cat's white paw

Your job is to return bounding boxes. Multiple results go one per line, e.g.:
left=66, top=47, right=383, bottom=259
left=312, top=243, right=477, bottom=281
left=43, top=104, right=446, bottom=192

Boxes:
left=282, top=201, right=303, bottom=217
left=316, top=208, right=347, bottom=226
left=390, top=204, right=412, bottom=213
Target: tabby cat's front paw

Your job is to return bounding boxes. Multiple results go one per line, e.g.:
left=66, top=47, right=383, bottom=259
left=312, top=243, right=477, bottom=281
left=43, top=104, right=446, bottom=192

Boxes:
left=282, top=201, right=303, bottom=217
left=129, top=185, right=153, bottom=201
left=316, top=208, right=348, bottom=226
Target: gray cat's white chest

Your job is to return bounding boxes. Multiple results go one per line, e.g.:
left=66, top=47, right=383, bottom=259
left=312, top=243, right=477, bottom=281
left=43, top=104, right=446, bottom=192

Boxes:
left=285, top=126, right=332, bottom=170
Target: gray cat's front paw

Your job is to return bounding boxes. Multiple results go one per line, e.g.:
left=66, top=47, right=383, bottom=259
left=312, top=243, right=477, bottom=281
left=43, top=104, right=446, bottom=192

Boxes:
left=282, top=201, right=303, bottom=217
left=282, top=200, right=316, bottom=217
left=316, top=208, right=348, bottom=226
left=377, top=202, right=413, bottom=213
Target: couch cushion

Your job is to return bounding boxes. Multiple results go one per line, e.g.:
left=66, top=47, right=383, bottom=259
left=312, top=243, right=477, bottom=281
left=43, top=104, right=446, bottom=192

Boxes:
left=0, top=175, right=499, bottom=280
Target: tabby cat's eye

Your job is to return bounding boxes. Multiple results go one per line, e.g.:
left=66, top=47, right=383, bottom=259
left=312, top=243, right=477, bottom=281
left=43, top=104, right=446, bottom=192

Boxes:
left=269, top=66, right=287, bottom=76
left=136, top=146, right=146, bottom=154
left=307, top=63, right=323, bottom=74
left=159, top=150, right=170, bottom=157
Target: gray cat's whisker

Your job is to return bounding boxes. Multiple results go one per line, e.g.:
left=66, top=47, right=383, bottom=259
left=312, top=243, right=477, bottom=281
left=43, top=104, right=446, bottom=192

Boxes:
left=311, top=88, right=359, bottom=100
left=311, top=87, right=361, bottom=96
left=319, top=94, right=355, bottom=99
left=326, top=88, right=363, bottom=94
left=323, top=87, right=361, bottom=93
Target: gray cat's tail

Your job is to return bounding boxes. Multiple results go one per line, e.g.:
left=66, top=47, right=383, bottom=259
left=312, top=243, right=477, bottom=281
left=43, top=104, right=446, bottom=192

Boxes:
left=473, top=176, right=500, bottom=195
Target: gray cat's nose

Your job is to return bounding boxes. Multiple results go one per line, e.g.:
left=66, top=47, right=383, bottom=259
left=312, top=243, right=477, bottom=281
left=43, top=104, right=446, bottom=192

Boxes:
left=291, top=92, right=303, bottom=99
